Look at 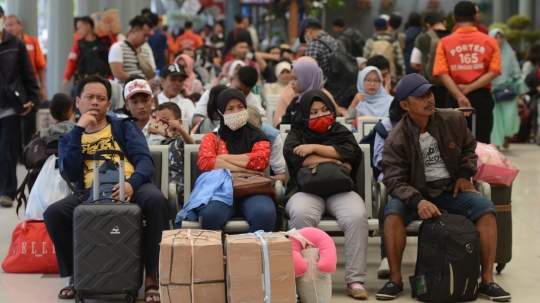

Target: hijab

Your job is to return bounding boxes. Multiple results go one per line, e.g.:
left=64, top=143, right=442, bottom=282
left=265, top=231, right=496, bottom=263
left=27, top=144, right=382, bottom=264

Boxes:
left=275, top=61, right=292, bottom=82
left=355, top=66, right=394, bottom=117
left=292, top=59, right=324, bottom=100
left=216, top=88, right=268, bottom=154
left=489, top=28, right=522, bottom=87
left=228, top=60, right=246, bottom=77
left=174, top=54, right=196, bottom=95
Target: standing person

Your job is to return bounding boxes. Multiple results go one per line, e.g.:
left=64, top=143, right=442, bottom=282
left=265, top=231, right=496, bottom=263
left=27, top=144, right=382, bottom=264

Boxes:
left=146, top=13, right=169, bottom=71
left=175, top=21, right=203, bottom=53
left=433, top=0, right=501, bottom=144
left=220, top=39, right=261, bottom=80
left=388, top=13, right=406, bottom=51
left=0, top=6, right=40, bottom=207
left=109, top=16, right=156, bottom=84
left=299, top=17, right=340, bottom=79
left=157, top=63, right=195, bottom=125
left=242, top=16, right=259, bottom=52
left=402, top=12, right=422, bottom=75
left=208, top=21, right=225, bottom=50
left=225, top=16, right=252, bottom=60
left=489, top=29, right=529, bottom=149
left=332, top=17, right=366, bottom=57
left=173, top=54, right=205, bottom=96
left=283, top=89, right=369, bottom=299
left=62, top=16, right=113, bottom=92
left=452, top=3, right=489, bottom=34
left=412, top=12, right=451, bottom=108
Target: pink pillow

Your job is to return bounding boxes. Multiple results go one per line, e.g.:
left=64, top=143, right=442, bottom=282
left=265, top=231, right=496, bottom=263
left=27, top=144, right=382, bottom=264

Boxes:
left=288, top=227, right=337, bottom=277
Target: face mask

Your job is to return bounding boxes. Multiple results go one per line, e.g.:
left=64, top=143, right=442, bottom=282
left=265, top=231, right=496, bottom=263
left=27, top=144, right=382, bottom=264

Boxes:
left=305, top=113, right=334, bottom=133
left=222, top=109, right=248, bottom=131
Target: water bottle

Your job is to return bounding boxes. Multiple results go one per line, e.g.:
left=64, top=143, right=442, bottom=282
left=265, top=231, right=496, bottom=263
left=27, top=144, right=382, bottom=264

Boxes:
left=153, top=70, right=161, bottom=90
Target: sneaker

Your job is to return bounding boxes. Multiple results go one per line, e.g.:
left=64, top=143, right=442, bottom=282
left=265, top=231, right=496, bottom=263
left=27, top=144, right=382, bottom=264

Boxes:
left=479, top=282, right=511, bottom=302
left=0, top=196, right=13, bottom=208
left=376, top=281, right=404, bottom=300
left=346, top=286, right=369, bottom=299
left=377, top=258, right=390, bottom=279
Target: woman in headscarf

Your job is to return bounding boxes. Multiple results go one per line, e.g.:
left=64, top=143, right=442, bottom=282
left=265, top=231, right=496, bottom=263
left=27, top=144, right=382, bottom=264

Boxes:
left=489, top=28, right=529, bottom=149
left=174, top=54, right=205, bottom=97
left=283, top=90, right=369, bottom=299
left=266, top=61, right=292, bottom=96
left=345, top=66, right=394, bottom=124
left=196, top=88, right=276, bottom=232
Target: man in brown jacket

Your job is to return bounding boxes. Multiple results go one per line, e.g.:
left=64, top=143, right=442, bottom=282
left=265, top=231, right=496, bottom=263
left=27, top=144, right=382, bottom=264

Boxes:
left=376, top=73, right=510, bottom=301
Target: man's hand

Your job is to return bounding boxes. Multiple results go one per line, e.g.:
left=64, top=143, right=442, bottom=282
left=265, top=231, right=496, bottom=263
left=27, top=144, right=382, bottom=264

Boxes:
left=453, top=178, right=479, bottom=197
left=417, top=199, right=441, bottom=220
left=20, top=101, right=33, bottom=116
left=293, top=144, right=316, bottom=157
left=40, top=87, right=47, bottom=103
left=384, top=75, right=392, bottom=94
left=457, top=95, right=472, bottom=116
left=350, top=92, right=365, bottom=108
left=111, top=182, right=134, bottom=202
left=457, top=84, right=471, bottom=96
left=76, top=112, right=97, bottom=129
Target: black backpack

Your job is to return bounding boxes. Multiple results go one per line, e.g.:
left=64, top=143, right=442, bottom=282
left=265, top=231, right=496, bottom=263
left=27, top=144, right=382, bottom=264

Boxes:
left=341, top=28, right=366, bottom=57
left=409, top=213, right=480, bottom=303
left=359, top=121, right=388, bottom=180
left=75, top=39, right=111, bottom=82
left=315, top=38, right=358, bottom=102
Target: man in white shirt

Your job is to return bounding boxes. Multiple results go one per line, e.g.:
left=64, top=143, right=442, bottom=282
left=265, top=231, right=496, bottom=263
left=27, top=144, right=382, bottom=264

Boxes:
left=192, top=66, right=266, bottom=127
left=157, top=63, right=195, bottom=126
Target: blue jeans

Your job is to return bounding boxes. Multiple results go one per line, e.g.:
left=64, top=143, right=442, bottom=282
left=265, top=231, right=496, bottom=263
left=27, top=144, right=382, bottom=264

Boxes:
left=384, top=191, right=496, bottom=226
left=199, top=194, right=276, bottom=232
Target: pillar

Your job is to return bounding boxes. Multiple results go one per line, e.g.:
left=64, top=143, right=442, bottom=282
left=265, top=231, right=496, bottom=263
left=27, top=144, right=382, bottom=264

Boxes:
left=5, top=0, right=38, bottom=37
left=519, top=0, right=533, bottom=19
left=289, top=0, right=299, bottom=45
left=46, top=0, right=73, bottom=99
left=76, top=0, right=100, bottom=17
left=226, top=0, right=241, bottom=33
left=492, top=0, right=505, bottom=23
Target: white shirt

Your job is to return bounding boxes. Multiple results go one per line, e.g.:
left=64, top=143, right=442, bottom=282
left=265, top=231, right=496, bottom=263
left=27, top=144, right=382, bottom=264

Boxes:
left=270, top=134, right=286, bottom=174
left=419, top=132, right=451, bottom=182
left=108, top=41, right=156, bottom=83
left=157, top=92, right=195, bottom=126
left=193, top=87, right=266, bottom=118
left=410, top=47, right=423, bottom=65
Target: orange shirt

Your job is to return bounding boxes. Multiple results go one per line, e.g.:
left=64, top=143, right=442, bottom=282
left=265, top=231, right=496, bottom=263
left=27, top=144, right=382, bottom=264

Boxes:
left=433, top=27, right=500, bottom=89
left=175, top=31, right=203, bottom=51
left=22, top=34, right=47, bottom=79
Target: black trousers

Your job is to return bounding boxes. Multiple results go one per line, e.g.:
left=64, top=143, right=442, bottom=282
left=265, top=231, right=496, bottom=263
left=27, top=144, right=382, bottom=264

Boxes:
left=43, top=183, right=171, bottom=277
left=434, top=85, right=449, bottom=109
left=446, top=88, right=494, bottom=144
left=0, top=115, right=21, bottom=199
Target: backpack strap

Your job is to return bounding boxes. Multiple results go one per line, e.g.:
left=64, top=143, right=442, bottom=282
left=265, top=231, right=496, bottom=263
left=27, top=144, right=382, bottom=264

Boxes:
left=373, top=121, right=389, bottom=139
left=314, top=38, right=335, bottom=53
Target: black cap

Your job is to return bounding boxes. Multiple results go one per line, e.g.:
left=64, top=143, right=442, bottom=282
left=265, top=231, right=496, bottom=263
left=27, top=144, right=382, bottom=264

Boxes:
left=396, top=74, right=437, bottom=102
left=299, top=17, right=322, bottom=43
left=160, top=63, right=187, bottom=78
left=454, top=1, right=477, bottom=17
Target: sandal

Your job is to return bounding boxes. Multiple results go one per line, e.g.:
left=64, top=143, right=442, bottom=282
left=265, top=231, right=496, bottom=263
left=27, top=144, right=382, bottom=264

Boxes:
left=58, top=285, right=76, bottom=300
left=145, top=285, right=161, bottom=302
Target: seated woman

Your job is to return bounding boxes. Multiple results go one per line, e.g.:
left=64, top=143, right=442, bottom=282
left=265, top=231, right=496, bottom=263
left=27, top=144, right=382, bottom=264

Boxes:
left=345, top=66, right=393, bottom=124
left=174, top=54, right=205, bottom=96
left=283, top=90, right=369, bottom=299
left=196, top=88, right=276, bottom=232
left=266, top=61, right=292, bottom=96
left=194, top=85, right=228, bottom=134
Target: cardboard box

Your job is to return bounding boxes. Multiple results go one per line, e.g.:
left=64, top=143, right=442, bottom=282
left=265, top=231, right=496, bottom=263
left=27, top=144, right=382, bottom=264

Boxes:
left=91, top=9, right=122, bottom=37
left=160, top=229, right=226, bottom=303
left=225, top=232, right=296, bottom=303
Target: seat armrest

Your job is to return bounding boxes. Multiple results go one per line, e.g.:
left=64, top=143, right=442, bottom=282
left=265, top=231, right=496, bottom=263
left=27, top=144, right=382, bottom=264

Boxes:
left=475, top=180, right=491, bottom=200
left=377, top=181, right=388, bottom=231
left=274, top=180, right=284, bottom=207
left=168, top=180, right=180, bottom=219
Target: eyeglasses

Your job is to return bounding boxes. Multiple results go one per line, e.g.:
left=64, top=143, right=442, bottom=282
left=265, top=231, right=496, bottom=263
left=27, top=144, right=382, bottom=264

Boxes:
left=364, top=79, right=381, bottom=84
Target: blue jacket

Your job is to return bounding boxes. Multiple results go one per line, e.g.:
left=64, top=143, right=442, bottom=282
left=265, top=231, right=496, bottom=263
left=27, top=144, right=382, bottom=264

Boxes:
left=59, top=115, right=154, bottom=191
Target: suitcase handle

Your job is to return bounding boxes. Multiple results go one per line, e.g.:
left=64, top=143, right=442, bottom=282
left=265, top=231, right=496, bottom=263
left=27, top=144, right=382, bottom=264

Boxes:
left=94, top=150, right=125, bottom=161
left=93, top=150, right=125, bottom=201
left=455, top=108, right=477, bottom=136
left=87, top=197, right=131, bottom=204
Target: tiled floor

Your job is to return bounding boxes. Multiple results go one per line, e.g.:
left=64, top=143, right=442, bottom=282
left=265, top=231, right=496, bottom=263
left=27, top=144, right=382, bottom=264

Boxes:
left=0, top=144, right=539, bottom=302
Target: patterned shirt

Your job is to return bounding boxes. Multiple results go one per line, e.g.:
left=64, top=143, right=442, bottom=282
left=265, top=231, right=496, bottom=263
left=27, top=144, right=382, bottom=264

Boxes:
left=419, top=132, right=451, bottom=182
left=363, top=33, right=406, bottom=82
left=167, top=137, right=185, bottom=202
left=304, top=32, right=340, bottom=78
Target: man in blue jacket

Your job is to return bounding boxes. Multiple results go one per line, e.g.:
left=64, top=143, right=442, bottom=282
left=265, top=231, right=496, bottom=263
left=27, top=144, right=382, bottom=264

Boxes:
left=43, top=76, right=170, bottom=302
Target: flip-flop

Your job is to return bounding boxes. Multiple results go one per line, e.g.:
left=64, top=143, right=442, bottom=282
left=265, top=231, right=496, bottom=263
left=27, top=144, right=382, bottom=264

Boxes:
left=145, top=285, right=161, bottom=302
left=58, top=285, right=76, bottom=300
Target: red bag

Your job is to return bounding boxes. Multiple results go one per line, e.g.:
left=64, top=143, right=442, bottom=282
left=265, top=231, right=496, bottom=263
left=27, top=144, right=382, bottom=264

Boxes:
left=2, top=220, right=59, bottom=273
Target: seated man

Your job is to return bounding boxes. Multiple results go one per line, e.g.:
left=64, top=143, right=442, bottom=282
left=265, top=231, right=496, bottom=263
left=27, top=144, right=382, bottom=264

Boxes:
left=123, top=75, right=154, bottom=137
left=43, top=76, right=170, bottom=302
left=376, top=74, right=510, bottom=301
left=156, top=63, right=195, bottom=126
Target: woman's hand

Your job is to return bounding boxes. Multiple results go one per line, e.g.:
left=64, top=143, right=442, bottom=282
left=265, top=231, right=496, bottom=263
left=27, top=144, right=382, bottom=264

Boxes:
left=294, top=144, right=316, bottom=157
left=350, top=92, right=365, bottom=108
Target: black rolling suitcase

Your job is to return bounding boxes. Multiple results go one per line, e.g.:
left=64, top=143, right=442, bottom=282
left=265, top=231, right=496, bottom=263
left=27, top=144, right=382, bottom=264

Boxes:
left=73, top=150, right=143, bottom=303
left=490, top=184, right=512, bottom=273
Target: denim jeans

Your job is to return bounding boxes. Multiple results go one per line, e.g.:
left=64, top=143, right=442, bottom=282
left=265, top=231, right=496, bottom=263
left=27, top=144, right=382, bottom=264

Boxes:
left=199, top=194, right=276, bottom=233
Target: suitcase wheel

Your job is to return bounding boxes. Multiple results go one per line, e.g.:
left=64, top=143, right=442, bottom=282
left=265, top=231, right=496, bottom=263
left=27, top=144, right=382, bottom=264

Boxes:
left=74, top=293, right=86, bottom=303
left=496, top=263, right=506, bottom=273
left=125, top=293, right=136, bottom=303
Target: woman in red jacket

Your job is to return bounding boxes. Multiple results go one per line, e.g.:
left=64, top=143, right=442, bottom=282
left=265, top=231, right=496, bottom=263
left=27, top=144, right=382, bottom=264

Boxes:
left=197, top=88, right=276, bottom=232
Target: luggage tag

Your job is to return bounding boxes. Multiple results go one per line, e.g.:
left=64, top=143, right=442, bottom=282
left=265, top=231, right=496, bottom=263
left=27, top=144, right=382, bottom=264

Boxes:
left=308, top=164, right=319, bottom=175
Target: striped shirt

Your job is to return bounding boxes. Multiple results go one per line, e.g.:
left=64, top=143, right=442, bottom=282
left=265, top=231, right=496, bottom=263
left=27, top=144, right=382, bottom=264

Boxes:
left=108, top=41, right=156, bottom=83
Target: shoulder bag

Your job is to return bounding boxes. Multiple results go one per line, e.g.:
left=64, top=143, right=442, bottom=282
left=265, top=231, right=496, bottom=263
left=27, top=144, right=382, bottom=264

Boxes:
left=124, top=41, right=156, bottom=79
left=296, top=162, right=354, bottom=198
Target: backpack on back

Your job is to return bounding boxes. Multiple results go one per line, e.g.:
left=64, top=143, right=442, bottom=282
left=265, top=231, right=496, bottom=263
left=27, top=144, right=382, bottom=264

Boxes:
left=359, top=121, right=388, bottom=180
left=369, top=38, right=396, bottom=79
left=76, top=39, right=111, bottom=83
left=315, top=38, right=358, bottom=102
left=424, top=30, right=444, bottom=87
left=341, top=28, right=366, bottom=57
left=409, top=213, right=480, bottom=303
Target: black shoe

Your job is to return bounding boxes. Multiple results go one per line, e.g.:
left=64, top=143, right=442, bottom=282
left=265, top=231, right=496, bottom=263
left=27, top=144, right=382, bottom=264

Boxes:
left=479, top=282, right=511, bottom=302
left=376, top=281, right=404, bottom=300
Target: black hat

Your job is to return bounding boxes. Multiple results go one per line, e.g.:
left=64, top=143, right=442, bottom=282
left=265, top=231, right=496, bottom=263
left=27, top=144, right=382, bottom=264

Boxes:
left=299, top=17, right=322, bottom=43
left=454, top=1, right=477, bottom=17
left=160, top=63, right=187, bottom=78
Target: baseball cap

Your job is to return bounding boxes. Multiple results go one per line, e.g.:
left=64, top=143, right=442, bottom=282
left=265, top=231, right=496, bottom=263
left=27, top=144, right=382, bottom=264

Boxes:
left=373, top=17, right=387, bottom=29
left=396, top=74, right=438, bottom=102
left=299, top=17, right=322, bottom=43
left=454, top=1, right=477, bottom=17
left=161, top=63, right=187, bottom=79
left=124, top=79, right=152, bottom=100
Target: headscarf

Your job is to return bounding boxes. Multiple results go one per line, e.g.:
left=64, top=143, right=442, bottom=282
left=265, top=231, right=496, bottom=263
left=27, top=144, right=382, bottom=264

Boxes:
left=174, top=54, right=196, bottom=95
left=489, top=28, right=522, bottom=87
left=355, top=66, right=394, bottom=117
left=275, top=61, right=292, bottom=81
left=217, top=88, right=268, bottom=154
left=356, top=57, right=367, bottom=69
left=292, top=60, right=324, bottom=100
left=228, top=60, right=246, bottom=77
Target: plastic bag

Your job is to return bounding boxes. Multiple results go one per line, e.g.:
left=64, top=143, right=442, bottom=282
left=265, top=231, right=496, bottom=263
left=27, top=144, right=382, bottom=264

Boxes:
left=26, top=155, right=71, bottom=220
left=473, top=143, right=519, bottom=186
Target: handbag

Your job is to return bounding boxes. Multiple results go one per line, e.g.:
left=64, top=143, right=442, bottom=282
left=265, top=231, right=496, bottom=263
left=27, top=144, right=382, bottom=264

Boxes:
left=2, top=220, right=59, bottom=273
left=297, top=162, right=354, bottom=198
left=215, top=134, right=273, bottom=199
left=0, top=69, right=27, bottom=113
left=124, top=41, right=156, bottom=79
left=493, top=84, right=517, bottom=103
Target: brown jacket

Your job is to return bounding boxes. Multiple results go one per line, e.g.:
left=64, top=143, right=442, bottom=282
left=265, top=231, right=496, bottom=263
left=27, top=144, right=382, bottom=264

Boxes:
left=382, top=109, right=478, bottom=209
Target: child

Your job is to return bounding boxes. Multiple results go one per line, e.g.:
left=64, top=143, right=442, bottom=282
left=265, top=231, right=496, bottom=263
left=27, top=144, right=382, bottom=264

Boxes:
left=40, top=93, right=76, bottom=146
